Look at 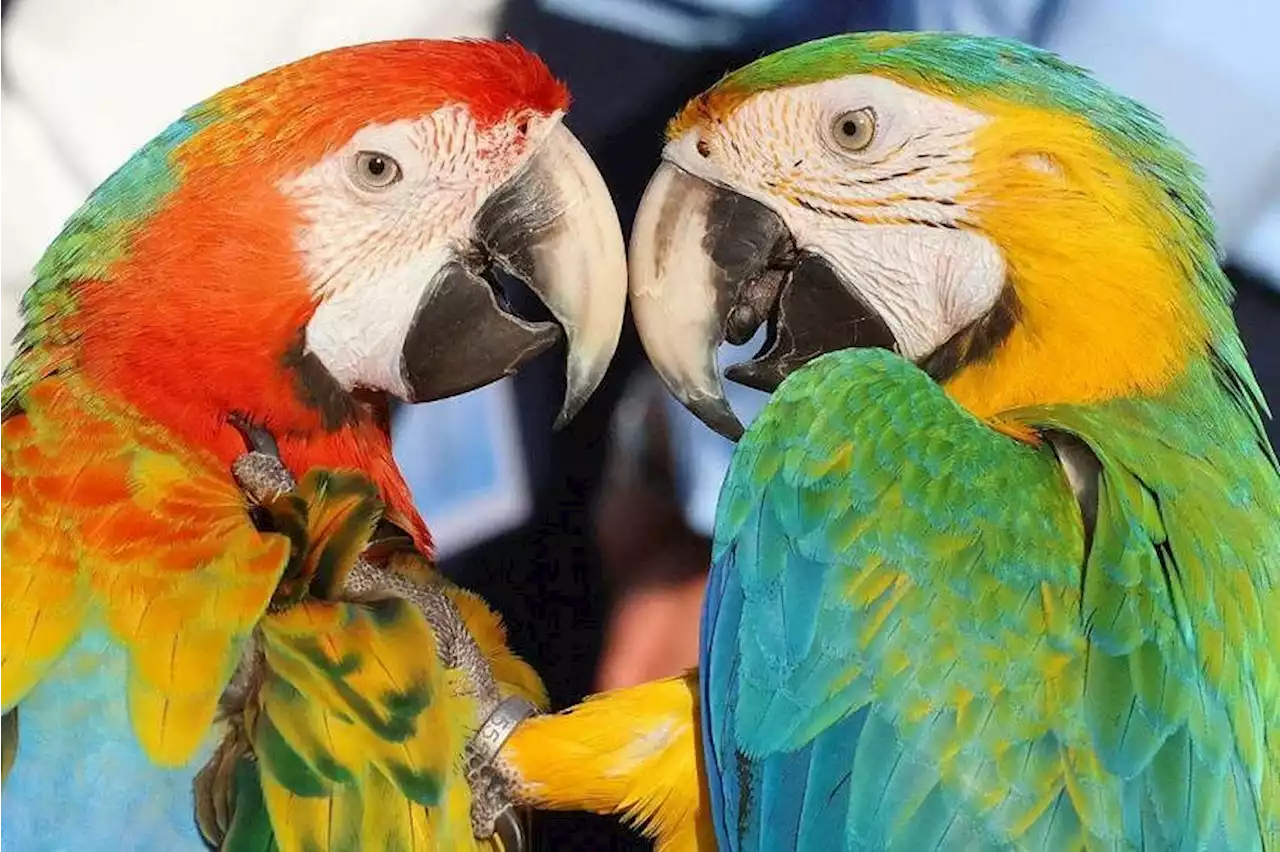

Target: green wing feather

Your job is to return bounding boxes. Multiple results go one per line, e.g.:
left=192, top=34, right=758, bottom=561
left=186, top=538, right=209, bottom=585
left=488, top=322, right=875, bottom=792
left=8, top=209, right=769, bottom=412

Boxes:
left=1022, top=349, right=1280, bottom=846
left=705, top=347, right=1277, bottom=850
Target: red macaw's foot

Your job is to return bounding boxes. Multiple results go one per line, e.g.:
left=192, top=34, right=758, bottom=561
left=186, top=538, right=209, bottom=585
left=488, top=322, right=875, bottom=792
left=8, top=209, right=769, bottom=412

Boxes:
left=195, top=427, right=539, bottom=850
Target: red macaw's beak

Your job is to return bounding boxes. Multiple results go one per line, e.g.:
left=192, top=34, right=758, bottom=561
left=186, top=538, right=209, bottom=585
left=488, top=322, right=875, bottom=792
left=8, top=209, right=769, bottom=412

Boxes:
left=402, top=123, right=627, bottom=426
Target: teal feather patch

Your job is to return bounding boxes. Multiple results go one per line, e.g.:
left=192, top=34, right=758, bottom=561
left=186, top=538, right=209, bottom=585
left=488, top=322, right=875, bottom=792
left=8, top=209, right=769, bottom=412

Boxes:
left=0, top=631, right=214, bottom=850
left=32, top=117, right=202, bottom=288
left=3, top=113, right=208, bottom=410
left=700, top=347, right=1278, bottom=850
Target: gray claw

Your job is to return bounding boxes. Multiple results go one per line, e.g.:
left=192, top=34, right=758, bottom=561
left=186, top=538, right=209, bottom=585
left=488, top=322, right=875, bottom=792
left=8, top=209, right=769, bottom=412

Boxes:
left=230, top=452, right=296, bottom=505
left=228, top=415, right=293, bottom=504
left=228, top=413, right=282, bottom=457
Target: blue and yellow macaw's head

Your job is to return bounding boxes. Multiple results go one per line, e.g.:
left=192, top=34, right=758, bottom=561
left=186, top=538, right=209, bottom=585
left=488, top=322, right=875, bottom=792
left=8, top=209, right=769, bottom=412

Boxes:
left=629, top=32, right=1242, bottom=438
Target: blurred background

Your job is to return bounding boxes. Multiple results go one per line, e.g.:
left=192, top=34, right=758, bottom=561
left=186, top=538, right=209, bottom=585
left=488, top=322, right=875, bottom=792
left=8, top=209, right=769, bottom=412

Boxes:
left=3, top=1, right=1277, bottom=848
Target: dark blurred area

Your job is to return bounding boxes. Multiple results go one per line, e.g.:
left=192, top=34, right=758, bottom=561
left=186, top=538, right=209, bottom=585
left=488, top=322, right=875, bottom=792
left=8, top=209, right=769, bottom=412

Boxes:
left=441, top=3, right=902, bottom=847
left=1231, top=265, right=1280, bottom=442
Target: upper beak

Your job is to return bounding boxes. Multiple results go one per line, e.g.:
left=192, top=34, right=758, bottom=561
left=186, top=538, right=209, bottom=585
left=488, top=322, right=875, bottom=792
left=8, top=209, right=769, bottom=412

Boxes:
left=402, top=122, right=626, bottom=426
left=628, top=161, right=896, bottom=439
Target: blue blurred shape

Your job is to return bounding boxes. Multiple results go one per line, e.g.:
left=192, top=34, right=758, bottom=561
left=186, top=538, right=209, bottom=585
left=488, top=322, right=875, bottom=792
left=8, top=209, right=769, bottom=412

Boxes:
left=391, top=378, right=532, bottom=560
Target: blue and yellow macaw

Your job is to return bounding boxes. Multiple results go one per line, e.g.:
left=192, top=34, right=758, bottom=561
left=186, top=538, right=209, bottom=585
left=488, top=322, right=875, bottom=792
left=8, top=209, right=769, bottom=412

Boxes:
left=618, top=31, right=1279, bottom=851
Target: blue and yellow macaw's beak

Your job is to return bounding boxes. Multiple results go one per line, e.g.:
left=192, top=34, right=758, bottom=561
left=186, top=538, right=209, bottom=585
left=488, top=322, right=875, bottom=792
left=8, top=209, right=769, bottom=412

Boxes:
left=629, top=159, right=896, bottom=440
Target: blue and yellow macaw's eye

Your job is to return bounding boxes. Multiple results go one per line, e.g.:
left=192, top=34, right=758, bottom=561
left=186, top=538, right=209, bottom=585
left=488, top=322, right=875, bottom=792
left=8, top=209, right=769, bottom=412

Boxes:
left=829, top=107, right=876, bottom=151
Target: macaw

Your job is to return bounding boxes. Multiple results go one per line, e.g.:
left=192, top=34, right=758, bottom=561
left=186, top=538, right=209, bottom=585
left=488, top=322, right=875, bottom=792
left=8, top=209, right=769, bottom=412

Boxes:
left=0, top=38, right=627, bottom=850
left=620, top=32, right=1280, bottom=851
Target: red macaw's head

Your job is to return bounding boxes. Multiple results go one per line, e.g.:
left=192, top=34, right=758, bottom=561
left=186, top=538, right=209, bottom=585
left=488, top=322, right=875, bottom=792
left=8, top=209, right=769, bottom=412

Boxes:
left=30, top=40, right=626, bottom=542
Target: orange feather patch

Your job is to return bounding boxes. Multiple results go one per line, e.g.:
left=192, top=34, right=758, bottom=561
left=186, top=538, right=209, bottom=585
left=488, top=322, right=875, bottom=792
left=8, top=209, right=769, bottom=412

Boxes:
left=1, top=372, right=290, bottom=766
left=945, top=99, right=1208, bottom=419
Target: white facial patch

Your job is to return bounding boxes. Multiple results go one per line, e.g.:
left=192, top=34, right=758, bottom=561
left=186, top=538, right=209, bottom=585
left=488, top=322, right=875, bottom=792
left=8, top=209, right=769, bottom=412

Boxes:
left=797, top=220, right=1005, bottom=358
left=304, top=244, right=453, bottom=398
left=281, top=107, right=562, bottom=394
left=668, top=75, right=1007, bottom=360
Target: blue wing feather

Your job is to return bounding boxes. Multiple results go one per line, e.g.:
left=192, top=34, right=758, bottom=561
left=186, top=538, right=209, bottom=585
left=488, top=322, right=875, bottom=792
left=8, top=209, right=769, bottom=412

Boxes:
left=702, top=539, right=868, bottom=851
left=701, top=543, right=742, bottom=849
left=2, top=632, right=212, bottom=850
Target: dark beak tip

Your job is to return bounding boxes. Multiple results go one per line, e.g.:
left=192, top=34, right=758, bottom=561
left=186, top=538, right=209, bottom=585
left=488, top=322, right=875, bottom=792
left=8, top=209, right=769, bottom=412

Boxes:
left=687, top=396, right=745, bottom=442
left=724, top=361, right=778, bottom=394
left=552, top=400, right=580, bottom=431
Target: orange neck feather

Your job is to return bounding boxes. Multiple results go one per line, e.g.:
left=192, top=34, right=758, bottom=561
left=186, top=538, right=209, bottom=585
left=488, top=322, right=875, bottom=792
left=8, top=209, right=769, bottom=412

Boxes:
left=67, top=170, right=430, bottom=550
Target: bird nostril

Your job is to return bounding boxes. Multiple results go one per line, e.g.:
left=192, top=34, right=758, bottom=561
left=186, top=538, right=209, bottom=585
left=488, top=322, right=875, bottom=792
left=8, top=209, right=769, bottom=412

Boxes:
left=696, top=137, right=711, bottom=158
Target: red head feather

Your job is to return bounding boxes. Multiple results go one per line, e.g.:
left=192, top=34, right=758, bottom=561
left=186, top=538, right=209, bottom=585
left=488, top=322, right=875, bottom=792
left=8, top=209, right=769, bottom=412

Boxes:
left=185, top=39, right=570, bottom=175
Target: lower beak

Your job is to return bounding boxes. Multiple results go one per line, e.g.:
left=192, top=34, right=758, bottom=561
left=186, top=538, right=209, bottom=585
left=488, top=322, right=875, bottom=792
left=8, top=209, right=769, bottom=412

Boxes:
left=628, top=162, right=895, bottom=439
left=402, top=123, right=627, bottom=426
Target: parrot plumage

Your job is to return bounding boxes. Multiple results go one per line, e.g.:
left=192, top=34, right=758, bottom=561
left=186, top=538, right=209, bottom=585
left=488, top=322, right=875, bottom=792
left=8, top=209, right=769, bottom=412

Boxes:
left=189, top=460, right=551, bottom=851
left=1, top=38, right=627, bottom=850
left=501, top=672, right=714, bottom=852
left=626, top=31, right=1280, bottom=851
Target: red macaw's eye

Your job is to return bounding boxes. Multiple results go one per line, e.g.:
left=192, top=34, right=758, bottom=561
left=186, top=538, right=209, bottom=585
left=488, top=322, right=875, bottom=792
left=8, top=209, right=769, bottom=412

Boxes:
left=350, top=150, right=403, bottom=190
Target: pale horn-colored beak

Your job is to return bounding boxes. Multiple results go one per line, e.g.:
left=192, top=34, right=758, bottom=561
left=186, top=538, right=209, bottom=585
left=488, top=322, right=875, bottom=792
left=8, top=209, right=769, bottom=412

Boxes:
left=628, top=161, right=795, bottom=440
left=629, top=159, right=898, bottom=440
left=404, top=121, right=627, bottom=426
left=490, top=122, right=628, bottom=426
left=629, top=163, right=742, bottom=439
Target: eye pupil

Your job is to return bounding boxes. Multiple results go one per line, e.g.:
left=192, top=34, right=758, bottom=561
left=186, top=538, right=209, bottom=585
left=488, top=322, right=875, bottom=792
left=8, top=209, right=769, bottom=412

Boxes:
left=831, top=108, right=876, bottom=152
left=350, top=150, right=402, bottom=190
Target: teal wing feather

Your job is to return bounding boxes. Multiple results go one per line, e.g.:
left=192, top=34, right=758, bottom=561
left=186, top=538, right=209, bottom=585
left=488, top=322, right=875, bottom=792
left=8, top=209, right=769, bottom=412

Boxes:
left=3, top=113, right=208, bottom=408
left=700, top=347, right=1277, bottom=851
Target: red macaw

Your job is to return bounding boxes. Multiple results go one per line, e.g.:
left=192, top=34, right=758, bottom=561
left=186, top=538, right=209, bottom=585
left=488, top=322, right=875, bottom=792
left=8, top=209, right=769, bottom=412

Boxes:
left=1, top=38, right=626, bottom=850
